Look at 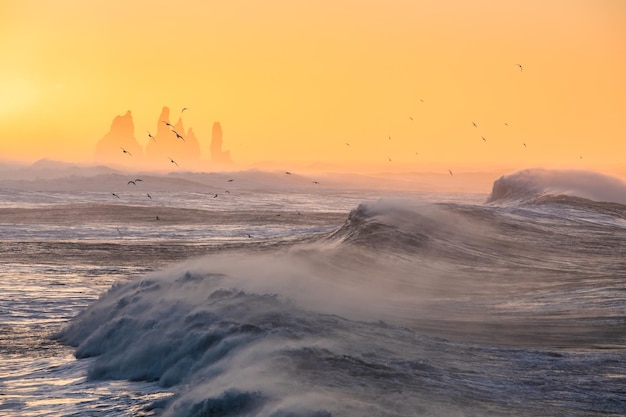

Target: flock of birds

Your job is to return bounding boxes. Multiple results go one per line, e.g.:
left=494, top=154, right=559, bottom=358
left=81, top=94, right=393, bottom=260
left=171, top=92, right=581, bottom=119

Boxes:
left=343, top=63, right=535, bottom=175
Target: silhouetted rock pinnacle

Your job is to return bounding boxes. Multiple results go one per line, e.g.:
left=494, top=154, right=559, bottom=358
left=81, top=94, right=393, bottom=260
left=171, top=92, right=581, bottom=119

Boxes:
left=210, top=122, right=231, bottom=165
left=94, top=110, right=143, bottom=165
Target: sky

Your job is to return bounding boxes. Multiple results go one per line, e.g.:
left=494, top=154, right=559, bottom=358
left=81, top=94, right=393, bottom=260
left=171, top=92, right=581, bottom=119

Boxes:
left=1, top=0, right=625, bottom=174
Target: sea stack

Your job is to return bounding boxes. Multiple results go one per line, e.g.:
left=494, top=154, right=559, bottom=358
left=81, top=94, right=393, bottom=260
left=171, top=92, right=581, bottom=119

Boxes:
left=94, top=110, right=143, bottom=166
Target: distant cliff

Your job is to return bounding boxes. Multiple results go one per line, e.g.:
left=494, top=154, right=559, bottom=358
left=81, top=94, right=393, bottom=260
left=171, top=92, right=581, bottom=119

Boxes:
left=95, top=108, right=231, bottom=170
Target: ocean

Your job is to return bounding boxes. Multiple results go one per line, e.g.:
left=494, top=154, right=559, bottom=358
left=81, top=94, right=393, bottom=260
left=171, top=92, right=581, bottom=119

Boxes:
left=0, top=165, right=624, bottom=416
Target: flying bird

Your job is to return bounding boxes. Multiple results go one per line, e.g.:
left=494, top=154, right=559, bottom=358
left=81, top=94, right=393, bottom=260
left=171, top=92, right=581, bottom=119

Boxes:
left=171, top=129, right=185, bottom=141
left=227, top=179, right=234, bottom=182
left=285, top=171, right=292, bottom=175
left=134, top=178, right=143, bottom=182
left=409, top=117, right=413, bottom=121
left=162, top=120, right=173, bottom=127
left=156, top=216, right=160, bottom=221
left=121, top=147, right=132, bottom=157
left=128, top=180, right=136, bottom=185
left=112, top=192, right=120, bottom=198
left=448, top=169, right=454, bottom=176
left=504, top=122, right=509, bottom=126
left=517, top=64, right=523, bottom=72
left=388, top=157, right=392, bottom=162
left=523, top=143, right=527, bottom=148
left=147, top=131, right=156, bottom=142
left=169, top=157, right=178, bottom=167
left=213, top=194, right=218, bottom=198
left=146, top=193, right=152, bottom=199
left=482, top=136, right=487, bottom=142
left=345, top=142, right=350, bottom=146
left=313, top=181, right=319, bottom=184
left=472, top=122, right=477, bottom=128
left=181, top=107, right=189, bottom=113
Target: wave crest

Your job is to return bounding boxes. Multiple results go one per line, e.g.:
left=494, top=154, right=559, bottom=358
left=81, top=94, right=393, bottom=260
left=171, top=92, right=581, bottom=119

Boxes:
left=486, top=169, right=626, bottom=205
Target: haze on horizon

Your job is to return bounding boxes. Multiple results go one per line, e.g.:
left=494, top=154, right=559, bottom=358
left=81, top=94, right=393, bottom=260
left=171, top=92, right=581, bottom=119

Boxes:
left=1, top=1, right=625, bottom=176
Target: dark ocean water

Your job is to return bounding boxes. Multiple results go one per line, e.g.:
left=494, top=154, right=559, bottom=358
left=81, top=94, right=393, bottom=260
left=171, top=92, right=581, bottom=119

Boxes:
left=1, top=168, right=625, bottom=416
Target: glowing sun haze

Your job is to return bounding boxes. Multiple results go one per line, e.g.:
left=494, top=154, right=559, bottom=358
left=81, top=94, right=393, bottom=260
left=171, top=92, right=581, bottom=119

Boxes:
left=1, top=0, right=625, bottom=173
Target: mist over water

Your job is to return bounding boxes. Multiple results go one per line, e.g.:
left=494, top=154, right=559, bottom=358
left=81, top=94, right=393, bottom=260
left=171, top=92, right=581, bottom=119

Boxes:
left=2, top=166, right=625, bottom=416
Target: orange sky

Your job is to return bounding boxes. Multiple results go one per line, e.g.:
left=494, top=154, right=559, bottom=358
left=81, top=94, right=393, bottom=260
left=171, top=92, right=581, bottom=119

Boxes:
left=1, top=0, right=625, bottom=173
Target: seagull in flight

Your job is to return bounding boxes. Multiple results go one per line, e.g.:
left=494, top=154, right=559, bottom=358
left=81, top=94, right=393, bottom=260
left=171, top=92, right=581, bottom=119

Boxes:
left=147, top=193, right=152, bottom=199
left=517, top=64, right=523, bottom=72
left=128, top=180, right=136, bottom=185
left=523, top=143, right=527, bottom=148
left=409, top=117, right=413, bottom=121
left=213, top=194, right=218, bottom=198
left=482, top=136, right=487, bottom=142
left=472, top=122, right=477, bottom=128
left=169, top=157, right=178, bottom=167
left=134, top=178, right=143, bottom=182
left=227, top=179, right=234, bottom=182
left=120, top=147, right=132, bottom=157
left=313, top=181, right=319, bottom=184
left=112, top=192, right=120, bottom=198
left=181, top=107, right=189, bottom=113
left=147, top=131, right=156, bottom=142
left=285, top=171, right=292, bottom=175
left=171, top=129, right=185, bottom=141
left=448, top=169, right=454, bottom=176
left=345, top=142, right=350, bottom=146
left=162, top=121, right=173, bottom=127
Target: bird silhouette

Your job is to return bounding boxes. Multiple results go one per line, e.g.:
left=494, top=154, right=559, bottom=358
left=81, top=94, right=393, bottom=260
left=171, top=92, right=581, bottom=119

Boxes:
left=112, top=192, right=120, bottom=198
left=147, top=131, right=156, bottom=142
left=181, top=107, right=189, bottom=113
left=162, top=121, right=173, bottom=127
left=213, top=194, right=218, bottom=198
left=448, top=170, right=454, bottom=176
left=523, top=143, right=527, bottom=148
left=517, top=64, right=523, bottom=72
left=147, top=193, right=152, bottom=199
left=169, top=157, right=178, bottom=167
left=171, top=129, right=185, bottom=141
left=472, top=122, right=477, bottom=128
left=134, top=178, right=143, bottom=182
left=227, top=179, right=234, bottom=182
left=128, top=180, right=136, bottom=185
left=482, top=136, right=487, bottom=142
left=120, top=147, right=132, bottom=157
left=285, top=171, right=292, bottom=175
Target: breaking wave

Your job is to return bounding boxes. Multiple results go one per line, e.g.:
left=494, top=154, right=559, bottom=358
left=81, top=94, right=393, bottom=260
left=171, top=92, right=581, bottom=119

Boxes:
left=53, top=173, right=626, bottom=416
left=486, top=168, right=626, bottom=205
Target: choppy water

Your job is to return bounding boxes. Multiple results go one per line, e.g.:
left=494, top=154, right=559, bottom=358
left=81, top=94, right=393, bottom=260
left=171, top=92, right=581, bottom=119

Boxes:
left=1, top=168, right=625, bottom=416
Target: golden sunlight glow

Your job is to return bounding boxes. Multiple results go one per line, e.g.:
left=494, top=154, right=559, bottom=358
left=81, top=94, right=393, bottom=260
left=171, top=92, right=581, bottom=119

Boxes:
left=0, top=77, right=39, bottom=120
left=1, top=0, right=625, bottom=174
